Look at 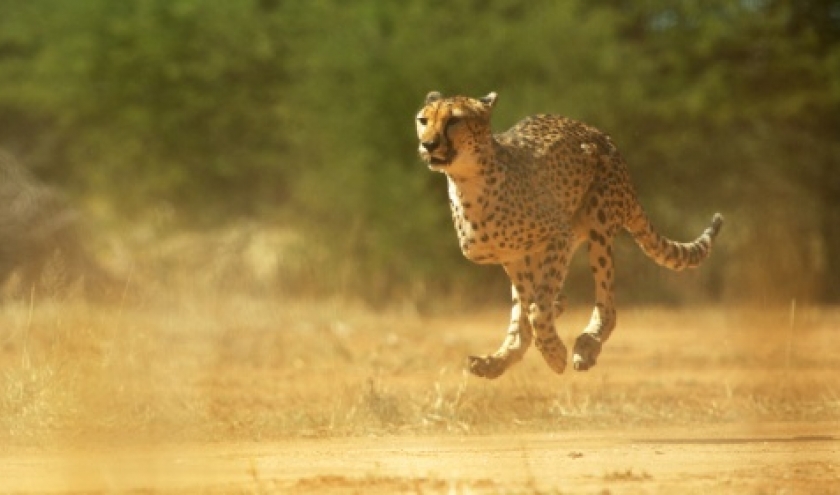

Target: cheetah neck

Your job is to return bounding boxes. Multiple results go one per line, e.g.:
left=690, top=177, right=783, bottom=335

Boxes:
left=444, top=158, right=514, bottom=264
left=446, top=174, right=492, bottom=262
left=444, top=140, right=509, bottom=224
left=444, top=143, right=505, bottom=222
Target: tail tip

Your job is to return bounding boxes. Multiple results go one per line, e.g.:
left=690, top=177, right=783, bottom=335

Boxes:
left=708, top=213, right=724, bottom=238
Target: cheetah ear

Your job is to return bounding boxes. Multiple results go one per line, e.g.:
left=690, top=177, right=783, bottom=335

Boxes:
left=425, top=91, right=442, bottom=105
left=479, top=91, right=498, bottom=108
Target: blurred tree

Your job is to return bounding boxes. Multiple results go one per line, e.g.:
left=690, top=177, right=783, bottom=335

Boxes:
left=1, top=0, right=296, bottom=220
left=78, top=0, right=299, bottom=219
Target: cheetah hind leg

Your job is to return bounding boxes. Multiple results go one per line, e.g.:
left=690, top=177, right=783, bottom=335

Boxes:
left=573, top=234, right=617, bottom=371
left=553, top=293, right=567, bottom=316
left=573, top=303, right=615, bottom=371
left=572, top=302, right=615, bottom=372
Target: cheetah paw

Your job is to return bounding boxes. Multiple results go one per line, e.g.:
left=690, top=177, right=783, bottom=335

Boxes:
left=572, top=333, right=602, bottom=372
left=467, top=355, right=507, bottom=379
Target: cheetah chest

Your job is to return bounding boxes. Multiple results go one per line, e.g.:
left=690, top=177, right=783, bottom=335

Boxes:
left=447, top=176, right=559, bottom=264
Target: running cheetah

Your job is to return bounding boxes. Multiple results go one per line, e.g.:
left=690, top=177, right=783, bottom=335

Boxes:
left=416, top=91, right=723, bottom=378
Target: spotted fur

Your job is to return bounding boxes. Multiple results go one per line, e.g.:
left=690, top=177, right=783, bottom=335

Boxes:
left=416, top=91, right=723, bottom=378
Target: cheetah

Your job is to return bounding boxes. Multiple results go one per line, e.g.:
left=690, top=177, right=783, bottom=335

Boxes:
left=415, top=91, right=723, bottom=379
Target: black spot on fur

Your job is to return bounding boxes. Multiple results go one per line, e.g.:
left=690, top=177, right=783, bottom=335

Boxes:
left=597, top=209, right=607, bottom=224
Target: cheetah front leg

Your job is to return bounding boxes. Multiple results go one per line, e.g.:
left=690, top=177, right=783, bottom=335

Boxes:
left=522, top=245, right=572, bottom=375
left=573, top=233, right=617, bottom=371
left=467, top=285, right=533, bottom=379
left=468, top=241, right=572, bottom=379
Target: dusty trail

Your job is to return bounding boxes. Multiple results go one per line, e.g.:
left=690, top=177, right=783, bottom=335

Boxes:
left=2, top=305, right=839, bottom=494
left=2, top=421, right=838, bottom=494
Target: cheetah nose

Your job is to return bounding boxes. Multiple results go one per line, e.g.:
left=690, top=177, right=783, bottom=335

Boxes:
left=421, top=139, right=440, bottom=152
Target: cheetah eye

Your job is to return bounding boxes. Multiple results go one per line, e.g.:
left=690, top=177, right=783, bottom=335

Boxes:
left=447, top=117, right=461, bottom=127
left=417, top=117, right=428, bottom=126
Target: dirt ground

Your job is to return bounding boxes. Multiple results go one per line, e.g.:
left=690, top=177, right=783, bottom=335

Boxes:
left=2, top=421, right=838, bottom=494
left=1, top=302, right=838, bottom=494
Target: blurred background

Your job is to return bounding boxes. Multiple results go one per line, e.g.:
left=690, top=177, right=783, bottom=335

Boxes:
left=1, top=0, right=838, bottom=309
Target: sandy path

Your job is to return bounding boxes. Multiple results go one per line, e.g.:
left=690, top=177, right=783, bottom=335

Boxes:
left=2, top=421, right=837, bottom=494
left=2, top=306, right=838, bottom=493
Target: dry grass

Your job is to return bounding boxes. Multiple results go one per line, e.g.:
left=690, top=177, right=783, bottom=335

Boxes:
left=1, top=282, right=838, bottom=450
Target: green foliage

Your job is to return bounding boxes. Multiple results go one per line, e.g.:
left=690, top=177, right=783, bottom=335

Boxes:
left=1, top=0, right=838, bottom=305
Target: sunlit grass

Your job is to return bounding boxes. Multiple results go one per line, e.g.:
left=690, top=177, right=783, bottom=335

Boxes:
left=1, top=284, right=838, bottom=449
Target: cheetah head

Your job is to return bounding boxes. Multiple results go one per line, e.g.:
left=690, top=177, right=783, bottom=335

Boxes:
left=416, top=91, right=497, bottom=171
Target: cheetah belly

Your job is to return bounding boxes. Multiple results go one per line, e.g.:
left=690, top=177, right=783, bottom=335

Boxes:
left=460, top=240, right=538, bottom=264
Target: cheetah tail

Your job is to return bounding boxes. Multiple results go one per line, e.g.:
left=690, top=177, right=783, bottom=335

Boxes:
left=625, top=211, right=723, bottom=271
